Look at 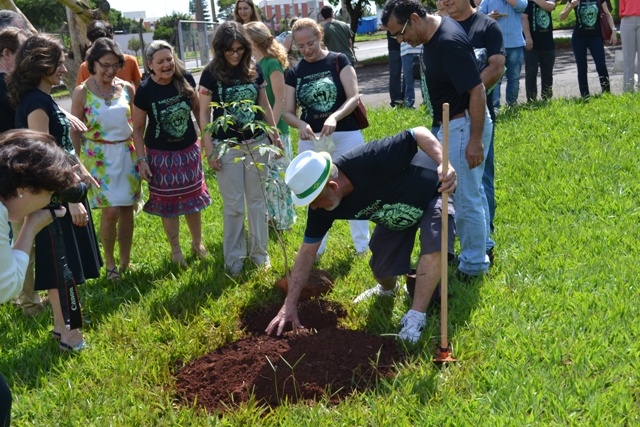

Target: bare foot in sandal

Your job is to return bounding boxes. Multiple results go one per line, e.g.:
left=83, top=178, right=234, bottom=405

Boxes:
left=106, top=267, right=121, bottom=281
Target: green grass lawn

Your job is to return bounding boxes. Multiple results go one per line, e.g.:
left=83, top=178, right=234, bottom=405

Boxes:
left=3, top=95, right=640, bottom=425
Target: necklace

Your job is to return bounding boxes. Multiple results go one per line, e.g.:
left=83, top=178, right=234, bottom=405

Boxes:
left=93, top=78, right=117, bottom=106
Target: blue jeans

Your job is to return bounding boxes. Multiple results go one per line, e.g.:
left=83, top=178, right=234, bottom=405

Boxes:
left=492, top=47, right=524, bottom=108
left=436, top=111, right=494, bottom=275
left=401, top=53, right=418, bottom=107
left=482, top=121, right=495, bottom=233
left=571, top=32, right=610, bottom=97
left=524, top=49, right=555, bottom=101
left=389, top=49, right=403, bottom=106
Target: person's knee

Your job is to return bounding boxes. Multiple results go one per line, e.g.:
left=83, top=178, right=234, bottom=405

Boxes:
left=101, top=207, right=120, bottom=223
left=374, top=275, right=398, bottom=288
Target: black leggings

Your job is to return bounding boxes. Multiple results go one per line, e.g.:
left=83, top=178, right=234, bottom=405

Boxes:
left=0, top=373, right=10, bottom=427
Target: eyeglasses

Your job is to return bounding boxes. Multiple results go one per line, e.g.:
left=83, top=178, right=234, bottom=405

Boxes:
left=391, top=20, right=410, bottom=39
left=296, top=39, right=318, bottom=50
left=224, top=47, right=246, bottom=56
left=97, top=60, right=122, bottom=71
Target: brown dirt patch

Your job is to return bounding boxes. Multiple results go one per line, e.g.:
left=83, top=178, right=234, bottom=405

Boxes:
left=275, top=269, right=335, bottom=300
left=174, top=300, right=406, bottom=413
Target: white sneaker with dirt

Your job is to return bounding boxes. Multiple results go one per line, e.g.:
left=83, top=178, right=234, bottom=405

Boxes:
left=398, top=310, right=426, bottom=343
left=353, top=283, right=398, bottom=303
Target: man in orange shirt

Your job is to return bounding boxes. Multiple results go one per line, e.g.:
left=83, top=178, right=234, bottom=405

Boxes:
left=76, top=20, right=141, bottom=88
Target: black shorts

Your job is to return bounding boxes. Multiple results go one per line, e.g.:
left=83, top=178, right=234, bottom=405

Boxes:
left=368, top=196, right=454, bottom=279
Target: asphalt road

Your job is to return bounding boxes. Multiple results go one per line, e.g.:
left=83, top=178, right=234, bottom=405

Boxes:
left=57, top=33, right=624, bottom=112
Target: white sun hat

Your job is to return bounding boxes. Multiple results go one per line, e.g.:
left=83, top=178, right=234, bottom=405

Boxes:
left=285, top=151, right=333, bottom=206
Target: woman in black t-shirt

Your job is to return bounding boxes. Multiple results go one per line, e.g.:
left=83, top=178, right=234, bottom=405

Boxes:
left=559, top=0, right=617, bottom=97
left=283, top=18, right=370, bottom=256
left=199, top=21, right=282, bottom=276
left=133, top=40, right=211, bottom=267
left=8, top=34, right=102, bottom=352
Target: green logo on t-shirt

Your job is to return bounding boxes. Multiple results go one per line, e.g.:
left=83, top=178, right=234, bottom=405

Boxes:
left=578, top=2, right=598, bottom=27
left=370, top=203, right=424, bottom=231
left=534, top=7, right=551, bottom=30
left=159, top=101, right=191, bottom=138
left=299, top=75, right=337, bottom=113
left=224, top=83, right=258, bottom=126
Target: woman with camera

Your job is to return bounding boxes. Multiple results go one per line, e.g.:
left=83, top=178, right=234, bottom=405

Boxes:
left=0, top=26, right=49, bottom=317
left=71, top=37, right=141, bottom=281
left=0, top=129, right=77, bottom=426
left=7, top=34, right=102, bottom=352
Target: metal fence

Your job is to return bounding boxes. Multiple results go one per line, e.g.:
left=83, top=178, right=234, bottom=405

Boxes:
left=176, top=20, right=220, bottom=69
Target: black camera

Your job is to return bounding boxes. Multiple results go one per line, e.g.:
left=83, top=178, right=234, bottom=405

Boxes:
left=48, top=182, right=88, bottom=208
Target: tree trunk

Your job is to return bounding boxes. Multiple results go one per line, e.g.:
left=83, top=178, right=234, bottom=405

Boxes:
left=63, top=6, right=88, bottom=89
left=210, top=0, right=217, bottom=22
left=1, top=0, right=109, bottom=91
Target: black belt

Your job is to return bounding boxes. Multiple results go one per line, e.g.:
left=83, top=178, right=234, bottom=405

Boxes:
left=438, top=111, right=466, bottom=125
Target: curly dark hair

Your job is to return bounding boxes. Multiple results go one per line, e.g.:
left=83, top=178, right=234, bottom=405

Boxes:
left=0, top=129, right=76, bottom=199
left=6, top=34, right=63, bottom=108
left=86, top=37, right=124, bottom=75
left=381, top=0, right=427, bottom=27
left=207, top=21, right=256, bottom=85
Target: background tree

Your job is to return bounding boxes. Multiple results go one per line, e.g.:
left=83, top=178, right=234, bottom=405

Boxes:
left=153, top=11, right=192, bottom=44
left=127, top=37, right=142, bottom=58
left=216, top=0, right=236, bottom=22
left=190, top=0, right=210, bottom=21
left=13, top=0, right=66, bottom=32
left=109, top=8, right=144, bottom=34
left=1, top=0, right=109, bottom=89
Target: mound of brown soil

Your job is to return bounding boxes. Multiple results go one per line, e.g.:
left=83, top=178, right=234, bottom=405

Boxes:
left=174, top=300, right=405, bottom=413
left=275, top=269, right=334, bottom=300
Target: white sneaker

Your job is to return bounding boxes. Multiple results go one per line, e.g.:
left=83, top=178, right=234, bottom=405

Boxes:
left=398, top=310, right=426, bottom=343
left=353, top=283, right=398, bottom=303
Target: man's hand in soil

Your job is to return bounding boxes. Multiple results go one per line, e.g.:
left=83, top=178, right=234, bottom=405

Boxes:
left=266, top=305, right=303, bottom=336
left=265, top=241, right=320, bottom=335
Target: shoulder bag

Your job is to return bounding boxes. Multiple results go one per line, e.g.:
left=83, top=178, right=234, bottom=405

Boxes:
left=334, top=55, right=369, bottom=130
left=598, top=0, right=613, bottom=41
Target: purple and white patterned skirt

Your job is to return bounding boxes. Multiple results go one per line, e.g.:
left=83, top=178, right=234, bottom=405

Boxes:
left=144, top=142, right=211, bottom=217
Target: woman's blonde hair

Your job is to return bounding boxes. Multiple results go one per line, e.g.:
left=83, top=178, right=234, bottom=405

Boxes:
left=291, top=18, right=324, bottom=44
left=244, top=21, right=289, bottom=69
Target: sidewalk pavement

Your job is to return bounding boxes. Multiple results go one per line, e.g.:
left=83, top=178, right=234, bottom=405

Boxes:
left=356, top=45, right=624, bottom=109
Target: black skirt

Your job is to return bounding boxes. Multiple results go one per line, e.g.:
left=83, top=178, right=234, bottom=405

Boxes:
left=34, top=200, right=102, bottom=290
